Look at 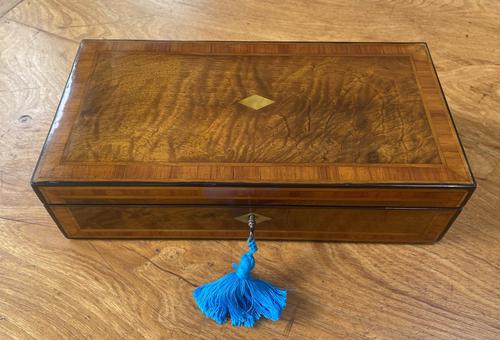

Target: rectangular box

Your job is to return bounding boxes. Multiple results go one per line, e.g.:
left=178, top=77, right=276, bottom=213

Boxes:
left=32, top=41, right=475, bottom=242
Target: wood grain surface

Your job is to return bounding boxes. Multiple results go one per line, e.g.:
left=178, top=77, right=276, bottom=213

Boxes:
left=1, top=0, right=499, bottom=339
left=65, top=52, right=438, bottom=164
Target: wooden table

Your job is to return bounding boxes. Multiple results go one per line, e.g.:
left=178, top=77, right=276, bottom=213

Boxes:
left=1, top=1, right=499, bottom=338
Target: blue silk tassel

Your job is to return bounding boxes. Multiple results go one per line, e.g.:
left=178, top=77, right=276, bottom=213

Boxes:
left=193, top=223, right=287, bottom=327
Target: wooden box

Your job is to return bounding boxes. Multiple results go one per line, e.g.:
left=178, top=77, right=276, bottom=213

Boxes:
left=32, top=41, right=475, bottom=242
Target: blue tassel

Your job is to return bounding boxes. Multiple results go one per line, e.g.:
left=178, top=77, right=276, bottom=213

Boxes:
left=193, top=238, right=287, bottom=327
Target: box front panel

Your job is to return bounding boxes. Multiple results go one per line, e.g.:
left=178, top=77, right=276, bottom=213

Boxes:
left=47, top=205, right=459, bottom=242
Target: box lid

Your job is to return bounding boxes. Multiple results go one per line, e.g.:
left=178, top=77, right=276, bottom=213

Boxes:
left=32, top=41, right=474, bottom=187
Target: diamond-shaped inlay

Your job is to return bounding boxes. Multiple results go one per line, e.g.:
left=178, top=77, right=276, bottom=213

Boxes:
left=238, top=94, right=274, bottom=110
left=234, top=212, right=272, bottom=224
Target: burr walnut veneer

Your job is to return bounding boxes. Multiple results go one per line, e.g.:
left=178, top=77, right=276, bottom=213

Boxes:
left=32, top=40, right=475, bottom=241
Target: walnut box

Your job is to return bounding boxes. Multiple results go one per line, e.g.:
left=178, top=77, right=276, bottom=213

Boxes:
left=32, top=41, right=475, bottom=242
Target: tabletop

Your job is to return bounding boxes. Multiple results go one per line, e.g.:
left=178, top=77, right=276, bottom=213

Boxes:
left=0, top=0, right=499, bottom=338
